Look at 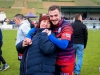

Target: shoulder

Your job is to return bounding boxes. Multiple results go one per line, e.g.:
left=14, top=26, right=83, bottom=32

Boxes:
left=21, top=20, right=30, bottom=26
left=83, top=24, right=87, bottom=29
left=62, top=20, right=72, bottom=29
left=63, top=20, right=71, bottom=25
left=20, top=21, right=31, bottom=29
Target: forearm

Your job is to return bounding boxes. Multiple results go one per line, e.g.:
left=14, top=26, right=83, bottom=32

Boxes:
left=48, top=34, right=69, bottom=50
left=27, top=28, right=36, bottom=39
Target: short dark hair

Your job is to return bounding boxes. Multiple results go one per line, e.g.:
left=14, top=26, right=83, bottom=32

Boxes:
left=14, top=14, right=24, bottom=20
left=48, top=5, right=61, bottom=12
left=74, top=14, right=81, bottom=20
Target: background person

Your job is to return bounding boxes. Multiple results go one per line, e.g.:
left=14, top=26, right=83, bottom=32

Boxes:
left=26, top=18, right=35, bottom=28
left=93, top=25, right=96, bottom=31
left=14, top=14, right=31, bottom=61
left=0, top=29, right=9, bottom=71
left=72, top=14, right=88, bottom=75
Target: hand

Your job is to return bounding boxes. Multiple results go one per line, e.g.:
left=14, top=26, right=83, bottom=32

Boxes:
left=47, top=30, right=51, bottom=36
left=42, top=29, right=48, bottom=33
left=22, top=40, right=28, bottom=47
left=25, top=38, right=32, bottom=45
left=22, top=38, right=32, bottom=47
left=42, top=29, right=51, bottom=36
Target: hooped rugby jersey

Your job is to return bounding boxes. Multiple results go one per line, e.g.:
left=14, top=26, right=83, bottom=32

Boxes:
left=53, top=19, right=75, bottom=65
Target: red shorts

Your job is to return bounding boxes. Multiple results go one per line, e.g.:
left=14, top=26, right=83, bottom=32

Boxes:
left=55, top=63, right=74, bottom=75
left=18, top=53, right=23, bottom=61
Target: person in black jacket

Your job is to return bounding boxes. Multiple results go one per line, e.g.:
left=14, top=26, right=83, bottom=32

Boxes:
left=0, top=29, right=9, bottom=71
left=72, top=14, right=88, bottom=75
left=16, top=15, right=57, bottom=75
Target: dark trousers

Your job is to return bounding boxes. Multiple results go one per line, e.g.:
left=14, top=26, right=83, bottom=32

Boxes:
left=54, top=65, right=61, bottom=75
left=0, top=42, right=6, bottom=65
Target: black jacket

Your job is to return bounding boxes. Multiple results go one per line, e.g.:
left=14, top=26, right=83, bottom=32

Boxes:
left=71, top=20, right=88, bottom=48
left=0, top=29, right=2, bottom=47
left=16, top=28, right=57, bottom=75
left=0, top=29, right=3, bottom=55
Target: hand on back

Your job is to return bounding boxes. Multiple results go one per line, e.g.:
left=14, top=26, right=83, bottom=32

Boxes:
left=22, top=38, right=32, bottom=47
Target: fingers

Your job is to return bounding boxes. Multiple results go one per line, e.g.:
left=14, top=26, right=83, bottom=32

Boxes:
left=42, top=29, right=48, bottom=32
left=47, top=30, right=51, bottom=35
left=24, top=38, right=32, bottom=45
left=42, top=29, right=51, bottom=35
left=22, top=40, right=28, bottom=47
left=22, top=38, right=32, bottom=47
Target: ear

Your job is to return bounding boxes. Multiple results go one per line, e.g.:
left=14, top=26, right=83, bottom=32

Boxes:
left=60, top=12, right=62, bottom=17
left=17, top=18, right=21, bottom=22
left=17, top=18, right=20, bottom=21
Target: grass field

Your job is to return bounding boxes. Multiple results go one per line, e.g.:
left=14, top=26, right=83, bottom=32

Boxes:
left=91, top=0, right=100, bottom=5
left=4, top=8, right=22, bottom=19
left=27, top=2, right=43, bottom=8
left=0, top=1, right=14, bottom=8
left=0, top=29, right=100, bottom=75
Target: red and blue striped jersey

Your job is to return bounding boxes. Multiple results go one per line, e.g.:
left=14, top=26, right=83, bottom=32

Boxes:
left=53, top=19, right=75, bottom=65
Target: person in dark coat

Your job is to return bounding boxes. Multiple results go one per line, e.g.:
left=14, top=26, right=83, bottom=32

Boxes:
left=16, top=15, right=57, bottom=75
left=0, top=29, right=9, bottom=71
left=26, top=5, right=75, bottom=75
left=71, top=14, right=88, bottom=75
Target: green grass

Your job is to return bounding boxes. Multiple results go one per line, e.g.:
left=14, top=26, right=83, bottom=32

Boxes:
left=0, top=29, right=100, bottom=75
left=75, top=0, right=98, bottom=6
left=42, top=0, right=75, bottom=2
left=0, top=30, right=19, bottom=75
left=36, top=8, right=48, bottom=15
left=81, top=30, right=100, bottom=75
left=0, top=1, right=14, bottom=8
left=4, top=8, right=22, bottom=19
left=91, top=0, right=100, bottom=5
left=27, top=2, right=43, bottom=8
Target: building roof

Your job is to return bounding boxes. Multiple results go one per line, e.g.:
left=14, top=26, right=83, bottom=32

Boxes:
left=61, top=6, right=100, bottom=12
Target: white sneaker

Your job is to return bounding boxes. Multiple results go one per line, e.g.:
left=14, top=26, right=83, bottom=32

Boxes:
left=0, top=67, right=2, bottom=71
left=2, top=64, right=9, bottom=71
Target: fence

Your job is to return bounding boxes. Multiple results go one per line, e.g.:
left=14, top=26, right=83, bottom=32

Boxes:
left=0, top=20, right=100, bottom=30
left=0, top=24, right=18, bottom=30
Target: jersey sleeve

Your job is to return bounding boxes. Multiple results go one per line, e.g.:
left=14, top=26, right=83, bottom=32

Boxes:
left=26, top=28, right=36, bottom=39
left=61, top=25, right=73, bottom=41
